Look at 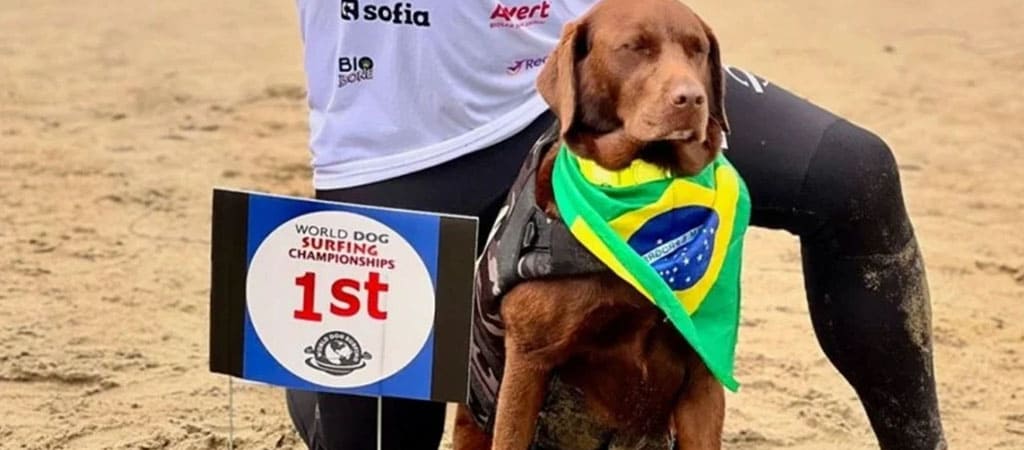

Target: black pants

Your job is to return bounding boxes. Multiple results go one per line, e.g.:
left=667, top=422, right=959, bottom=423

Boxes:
left=286, top=68, right=945, bottom=450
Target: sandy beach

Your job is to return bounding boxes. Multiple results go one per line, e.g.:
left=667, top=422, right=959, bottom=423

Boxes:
left=0, top=0, right=1022, bottom=448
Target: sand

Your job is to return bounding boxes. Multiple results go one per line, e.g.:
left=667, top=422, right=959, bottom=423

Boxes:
left=0, top=0, right=1021, bottom=448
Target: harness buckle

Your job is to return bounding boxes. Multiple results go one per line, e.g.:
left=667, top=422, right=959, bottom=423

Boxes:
left=522, top=220, right=537, bottom=249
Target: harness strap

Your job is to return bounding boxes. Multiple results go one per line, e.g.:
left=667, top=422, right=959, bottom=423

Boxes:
left=467, top=120, right=609, bottom=432
left=517, top=208, right=608, bottom=279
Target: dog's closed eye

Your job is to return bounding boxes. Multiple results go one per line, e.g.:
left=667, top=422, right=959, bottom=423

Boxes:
left=681, top=35, right=707, bottom=59
left=620, top=37, right=654, bottom=56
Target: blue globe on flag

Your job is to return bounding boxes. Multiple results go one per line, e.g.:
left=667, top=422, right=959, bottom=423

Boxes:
left=627, top=206, right=719, bottom=291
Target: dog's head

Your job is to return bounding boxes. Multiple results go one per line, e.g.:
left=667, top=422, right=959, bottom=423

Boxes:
left=537, top=0, right=728, bottom=176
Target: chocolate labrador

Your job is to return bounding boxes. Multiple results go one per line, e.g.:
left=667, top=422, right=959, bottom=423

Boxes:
left=455, top=0, right=730, bottom=448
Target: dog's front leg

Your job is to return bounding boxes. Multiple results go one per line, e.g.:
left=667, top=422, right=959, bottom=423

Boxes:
left=491, top=337, right=552, bottom=450
left=491, top=278, right=587, bottom=449
left=672, top=360, right=724, bottom=450
left=453, top=404, right=494, bottom=450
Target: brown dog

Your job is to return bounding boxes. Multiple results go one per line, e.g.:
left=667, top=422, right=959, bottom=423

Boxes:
left=454, top=0, right=729, bottom=448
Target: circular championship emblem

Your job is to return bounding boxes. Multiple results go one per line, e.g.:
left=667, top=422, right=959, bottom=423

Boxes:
left=304, top=331, right=372, bottom=376
left=246, top=210, right=436, bottom=388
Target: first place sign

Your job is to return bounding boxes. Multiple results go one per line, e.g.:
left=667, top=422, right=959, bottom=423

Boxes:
left=209, top=189, right=478, bottom=402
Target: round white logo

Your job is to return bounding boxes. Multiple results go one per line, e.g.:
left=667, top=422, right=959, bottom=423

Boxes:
left=246, top=211, right=436, bottom=388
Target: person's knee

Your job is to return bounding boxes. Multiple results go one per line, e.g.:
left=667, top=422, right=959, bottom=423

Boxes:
left=800, top=119, right=914, bottom=254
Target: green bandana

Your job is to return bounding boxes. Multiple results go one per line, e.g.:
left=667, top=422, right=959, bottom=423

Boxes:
left=551, top=143, right=751, bottom=390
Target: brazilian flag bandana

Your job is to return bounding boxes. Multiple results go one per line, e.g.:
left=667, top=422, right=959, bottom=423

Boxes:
left=551, top=143, right=751, bottom=390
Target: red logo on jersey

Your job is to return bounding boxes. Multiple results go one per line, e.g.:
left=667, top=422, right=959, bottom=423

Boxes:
left=490, top=1, right=552, bottom=29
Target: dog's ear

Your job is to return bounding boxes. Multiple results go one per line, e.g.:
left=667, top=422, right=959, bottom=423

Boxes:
left=700, top=19, right=729, bottom=134
left=537, top=20, right=588, bottom=139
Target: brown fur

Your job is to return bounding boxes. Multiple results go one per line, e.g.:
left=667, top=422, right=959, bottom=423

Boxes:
left=454, top=1, right=729, bottom=448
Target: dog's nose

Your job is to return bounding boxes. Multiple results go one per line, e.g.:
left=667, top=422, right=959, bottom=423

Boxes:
left=670, top=83, right=705, bottom=108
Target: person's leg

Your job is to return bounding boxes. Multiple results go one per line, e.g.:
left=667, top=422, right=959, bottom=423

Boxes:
left=286, top=389, right=320, bottom=447
left=305, top=395, right=447, bottom=450
left=285, top=112, right=556, bottom=450
left=722, top=67, right=946, bottom=449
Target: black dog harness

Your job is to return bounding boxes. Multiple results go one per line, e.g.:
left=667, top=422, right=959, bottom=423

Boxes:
left=467, top=123, right=606, bottom=430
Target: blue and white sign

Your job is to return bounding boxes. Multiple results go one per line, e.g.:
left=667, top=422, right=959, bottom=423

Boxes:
left=210, top=189, right=478, bottom=402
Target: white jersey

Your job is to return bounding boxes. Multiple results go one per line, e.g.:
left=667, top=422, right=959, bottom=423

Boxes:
left=296, top=0, right=596, bottom=189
